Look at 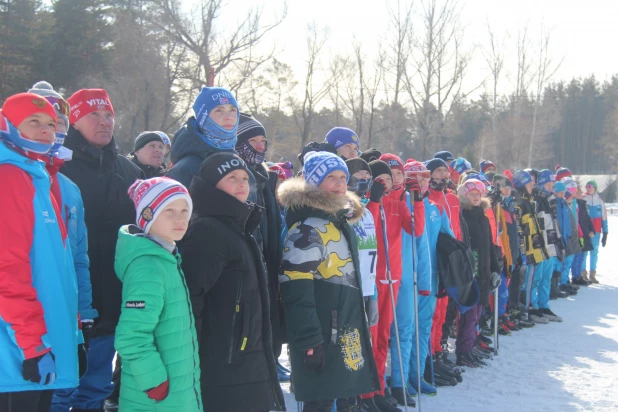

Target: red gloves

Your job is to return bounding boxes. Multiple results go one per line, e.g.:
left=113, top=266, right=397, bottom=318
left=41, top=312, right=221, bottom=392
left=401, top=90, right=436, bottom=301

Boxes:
left=146, top=380, right=169, bottom=401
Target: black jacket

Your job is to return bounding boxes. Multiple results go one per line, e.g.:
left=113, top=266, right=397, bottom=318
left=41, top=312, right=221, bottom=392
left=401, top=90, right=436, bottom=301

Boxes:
left=62, top=127, right=144, bottom=335
left=128, top=154, right=166, bottom=178
left=576, top=198, right=596, bottom=252
left=179, top=178, right=284, bottom=412
left=250, top=163, right=286, bottom=344
left=460, top=198, right=500, bottom=306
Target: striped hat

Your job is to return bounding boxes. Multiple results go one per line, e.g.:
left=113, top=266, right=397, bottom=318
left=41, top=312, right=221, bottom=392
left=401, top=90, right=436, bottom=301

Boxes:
left=237, top=112, right=266, bottom=144
left=128, top=177, right=193, bottom=234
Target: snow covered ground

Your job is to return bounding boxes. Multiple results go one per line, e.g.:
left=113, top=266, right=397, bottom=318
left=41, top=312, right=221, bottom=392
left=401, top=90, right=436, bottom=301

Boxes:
left=280, top=214, right=618, bottom=412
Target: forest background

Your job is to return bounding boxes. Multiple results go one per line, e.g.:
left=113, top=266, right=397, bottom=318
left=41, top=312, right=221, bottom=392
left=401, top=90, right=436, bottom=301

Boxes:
left=2, top=0, right=618, bottom=175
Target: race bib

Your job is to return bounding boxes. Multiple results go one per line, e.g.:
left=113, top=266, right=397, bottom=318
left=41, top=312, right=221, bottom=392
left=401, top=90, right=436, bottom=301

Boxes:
left=359, top=248, right=377, bottom=296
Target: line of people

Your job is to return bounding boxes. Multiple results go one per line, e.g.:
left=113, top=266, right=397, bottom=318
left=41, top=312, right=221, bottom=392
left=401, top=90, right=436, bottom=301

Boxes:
left=0, top=83, right=609, bottom=412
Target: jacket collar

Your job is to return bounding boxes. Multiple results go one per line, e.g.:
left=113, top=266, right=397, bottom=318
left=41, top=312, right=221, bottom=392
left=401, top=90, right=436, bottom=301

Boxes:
left=189, top=176, right=263, bottom=234
left=64, top=126, right=118, bottom=168
left=278, top=177, right=364, bottom=228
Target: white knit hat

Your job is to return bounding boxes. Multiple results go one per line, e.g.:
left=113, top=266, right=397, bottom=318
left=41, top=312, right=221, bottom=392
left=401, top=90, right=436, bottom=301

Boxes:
left=127, top=177, right=193, bottom=234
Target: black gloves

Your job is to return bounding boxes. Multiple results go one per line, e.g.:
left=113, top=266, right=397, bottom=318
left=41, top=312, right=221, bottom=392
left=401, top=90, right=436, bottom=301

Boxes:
left=82, top=320, right=96, bottom=350
left=602, top=232, right=608, bottom=247
left=487, top=185, right=502, bottom=204
left=369, top=178, right=387, bottom=203
left=405, top=178, right=423, bottom=202
left=23, top=352, right=56, bottom=385
left=304, top=344, right=325, bottom=372
left=489, top=272, right=501, bottom=291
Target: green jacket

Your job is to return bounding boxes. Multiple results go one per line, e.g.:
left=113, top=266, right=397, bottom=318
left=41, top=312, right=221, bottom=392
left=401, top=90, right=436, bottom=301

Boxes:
left=114, top=225, right=202, bottom=411
left=278, top=178, right=380, bottom=402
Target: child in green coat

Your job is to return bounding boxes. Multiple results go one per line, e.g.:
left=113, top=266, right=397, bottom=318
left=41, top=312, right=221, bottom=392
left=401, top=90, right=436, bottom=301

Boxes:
left=115, top=177, right=202, bottom=411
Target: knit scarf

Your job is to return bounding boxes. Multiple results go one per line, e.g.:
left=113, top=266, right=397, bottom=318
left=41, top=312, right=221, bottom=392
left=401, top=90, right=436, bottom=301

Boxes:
left=236, top=141, right=266, bottom=165
left=429, top=177, right=449, bottom=191
left=189, top=116, right=238, bottom=150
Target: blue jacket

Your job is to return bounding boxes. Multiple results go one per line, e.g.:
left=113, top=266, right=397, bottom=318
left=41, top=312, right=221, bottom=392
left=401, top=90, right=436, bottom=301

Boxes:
left=583, top=193, right=608, bottom=234
left=57, top=172, right=99, bottom=321
left=401, top=195, right=453, bottom=294
left=0, top=142, right=80, bottom=392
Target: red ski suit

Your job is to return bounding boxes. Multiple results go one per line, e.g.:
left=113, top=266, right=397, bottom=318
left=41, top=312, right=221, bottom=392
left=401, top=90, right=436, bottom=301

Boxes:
left=427, top=187, right=462, bottom=354
left=365, top=188, right=424, bottom=396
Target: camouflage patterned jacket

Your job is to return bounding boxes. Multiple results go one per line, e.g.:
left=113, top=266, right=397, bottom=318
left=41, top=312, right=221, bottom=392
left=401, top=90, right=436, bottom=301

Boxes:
left=278, top=178, right=380, bottom=402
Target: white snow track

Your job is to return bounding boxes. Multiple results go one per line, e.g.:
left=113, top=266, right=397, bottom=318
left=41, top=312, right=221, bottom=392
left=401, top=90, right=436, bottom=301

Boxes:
left=279, top=215, right=618, bottom=412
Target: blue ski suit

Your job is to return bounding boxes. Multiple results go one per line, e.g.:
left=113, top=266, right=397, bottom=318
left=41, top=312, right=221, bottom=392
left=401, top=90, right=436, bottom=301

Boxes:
left=391, top=195, right=453, bottom=389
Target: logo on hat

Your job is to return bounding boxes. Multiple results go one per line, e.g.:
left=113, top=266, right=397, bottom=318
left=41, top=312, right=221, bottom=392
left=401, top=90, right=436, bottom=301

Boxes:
left=141, top=207, right=154, bottom=222
left=352, top=134, right=358, bottom=141
left=219, top=97, right=229, bottom=105
left=32, top=98, right=47, bottom=108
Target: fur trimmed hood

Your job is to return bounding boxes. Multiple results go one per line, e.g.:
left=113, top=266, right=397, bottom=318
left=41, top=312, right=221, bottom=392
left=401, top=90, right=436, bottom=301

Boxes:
left=458, top=195, right=491, bottom=211
left=278, top=177, right=364, bottom=224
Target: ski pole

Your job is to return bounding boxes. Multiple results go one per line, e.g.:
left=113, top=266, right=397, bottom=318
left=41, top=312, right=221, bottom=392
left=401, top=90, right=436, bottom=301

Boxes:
left=493, top=287, right=499, bottom=355
left=379, top=204, right=409, bottom=412
left=494, top=189, right=502, bottom=355
left=428, top=339, right=435, bottom=387
left=409, top=199, right=422, bottom=412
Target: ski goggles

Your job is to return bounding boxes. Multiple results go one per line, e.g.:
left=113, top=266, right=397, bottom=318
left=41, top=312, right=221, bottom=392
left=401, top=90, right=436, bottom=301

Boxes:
left=44, top=96, right=70, bottom=117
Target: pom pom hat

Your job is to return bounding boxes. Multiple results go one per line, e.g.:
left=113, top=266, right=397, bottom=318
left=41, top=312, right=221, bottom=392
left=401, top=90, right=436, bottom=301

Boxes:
left=303, top=151, right=349, bottom=187
left=458, top=178, right=486, bottom=197
left=128, top=177, right=193, bottom=234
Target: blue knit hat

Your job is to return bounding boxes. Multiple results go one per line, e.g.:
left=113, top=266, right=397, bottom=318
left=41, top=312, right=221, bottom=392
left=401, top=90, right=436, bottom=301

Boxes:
left=553, top=181, right=566, bottom=193
left=303, top=151, right=349, bottom=186
left=426, top=158, right=449, bottom=174
left=513, top=169, right=533, bottom=189
left=450, top=157, right=472, bottom=174
left=465, top=172, right=490, bottom=185
left=434, top=151, right=454, bottom=162
left=193, top=87, right=238, bottom=127
left=325, top=127, right=360, bottom=150
left=192, top=87, right=239, bottom=150
left=536, top=169, right=555, bottom=186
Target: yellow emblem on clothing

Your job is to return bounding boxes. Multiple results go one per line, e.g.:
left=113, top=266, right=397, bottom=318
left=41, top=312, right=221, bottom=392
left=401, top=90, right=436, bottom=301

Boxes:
left=316, top=222, right=341, bottom=245
left=318, top=252, right=352, bottom=279
left=340, top=327, right=364, bottom=371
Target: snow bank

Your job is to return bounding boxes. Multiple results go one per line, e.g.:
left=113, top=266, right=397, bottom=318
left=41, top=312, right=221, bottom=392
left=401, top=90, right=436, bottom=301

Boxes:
left=280, top=216, right=618, bottom=412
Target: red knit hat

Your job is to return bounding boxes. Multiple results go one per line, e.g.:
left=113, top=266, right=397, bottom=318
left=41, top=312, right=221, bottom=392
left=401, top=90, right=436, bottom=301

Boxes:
left=67, top=89, right=114, bottom=124
left=379, top=153, right=404, bottom=172
left=458, top=179, right=486, bottom=197
left=1, top=93, right=57, bottom=127
left=269, top=164, right=288, bottom=181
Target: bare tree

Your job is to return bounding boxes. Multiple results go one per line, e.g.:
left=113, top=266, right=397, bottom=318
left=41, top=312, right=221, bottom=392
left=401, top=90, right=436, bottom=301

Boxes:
left=403, top=0, right=477, bottom=158
left=385, top=0, right=413, bottom=105
left=144, top=0, right=286, bottom=92
left=328, top=55, right=350, bottom=126
left=479, top=23, right=507, bottom=159
left=527, top=26, right=563, bottom=167
left=364, top=50, right=385, bottom=149
left=291, top=23, right=334, bottom=151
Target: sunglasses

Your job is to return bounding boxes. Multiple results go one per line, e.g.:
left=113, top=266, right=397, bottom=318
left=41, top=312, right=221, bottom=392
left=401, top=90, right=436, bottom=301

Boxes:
left=45, top=97, right=70, bottom=117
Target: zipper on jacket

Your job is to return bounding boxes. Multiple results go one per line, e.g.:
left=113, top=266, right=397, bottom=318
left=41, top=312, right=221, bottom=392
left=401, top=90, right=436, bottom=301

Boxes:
left=176, top=257, right=202, bottom=410
left=228, top=268, right=245, bottom=364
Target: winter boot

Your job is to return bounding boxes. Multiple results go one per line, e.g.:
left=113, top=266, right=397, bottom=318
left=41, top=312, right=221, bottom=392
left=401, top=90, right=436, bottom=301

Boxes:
left=589, top=270, right=599, bottom=284
left=433, top=359, right=463, bottom=383
left=572, top=276, right=590, bottom=286
left=390, top=387, right=416, bottom=407
left=440, top=352, right=464, bottom=374
left=529, top=309, right=549, bottom=324
left=478, top=334, right=493, bottom=346
left=373, top=395, right=402, bottom=412
left=581, top=270, right=591, bottom=283
left=410, top=378, right=438, bottom=396
left=361, top=398, right=382, bottom=412
left=559, top=284, right=576, bottom=296
left=433, top=370, right=458, bottom=386
left=457, top=352, right=483, bottom=368
left=383, top=386, right=398, bottom=407
left=471, top=346, right=493, bottom=360
left=550, top=277, right=568, bottom=299
left=541, top=308, right=563, bottom=322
